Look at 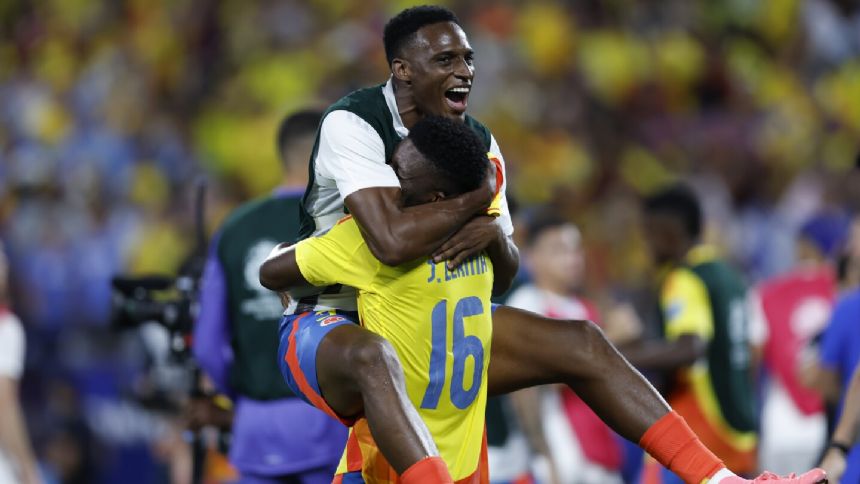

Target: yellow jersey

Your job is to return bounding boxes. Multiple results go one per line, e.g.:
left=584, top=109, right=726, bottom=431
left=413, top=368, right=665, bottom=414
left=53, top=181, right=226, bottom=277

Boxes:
left=659, top=245, right=757, bottom=474
left=295, top=216, right=494, bottom=482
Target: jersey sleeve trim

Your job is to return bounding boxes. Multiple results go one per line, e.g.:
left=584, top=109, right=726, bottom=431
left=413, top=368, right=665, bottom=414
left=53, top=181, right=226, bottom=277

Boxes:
left=489, top=136, right=514, bottom=236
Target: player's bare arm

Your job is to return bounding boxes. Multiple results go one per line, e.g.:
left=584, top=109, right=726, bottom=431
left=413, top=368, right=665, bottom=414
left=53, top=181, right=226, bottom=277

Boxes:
left=343, top=167, right=494, bottom=266
left=620, top=333, right=707, bottom=371
left=259, top=243, right=304, bottom=291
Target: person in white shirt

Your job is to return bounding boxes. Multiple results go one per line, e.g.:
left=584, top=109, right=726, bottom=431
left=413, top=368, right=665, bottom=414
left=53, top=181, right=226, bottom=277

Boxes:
left=504, top=213, right=628, bottom=484
left=0, top=242, right=41, bottom=484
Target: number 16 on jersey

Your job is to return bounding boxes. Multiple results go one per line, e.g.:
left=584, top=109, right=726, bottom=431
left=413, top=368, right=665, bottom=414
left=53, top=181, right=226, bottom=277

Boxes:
left=421, top=297, right=486, bottom=410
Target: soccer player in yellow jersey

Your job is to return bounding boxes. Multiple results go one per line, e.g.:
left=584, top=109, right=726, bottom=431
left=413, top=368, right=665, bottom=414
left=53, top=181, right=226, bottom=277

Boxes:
left=263, top=116, right=496, bottom=483
left=262, top=7, right=828, bottom=484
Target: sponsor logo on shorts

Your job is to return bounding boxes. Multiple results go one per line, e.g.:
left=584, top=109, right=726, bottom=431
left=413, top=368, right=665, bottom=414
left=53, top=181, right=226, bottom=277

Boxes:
left=319, top=315, right=346, bottom=327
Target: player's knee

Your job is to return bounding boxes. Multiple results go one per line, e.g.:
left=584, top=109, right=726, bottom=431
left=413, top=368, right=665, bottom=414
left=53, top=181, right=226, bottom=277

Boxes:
left=579, top=318, right=608, bottom=343
left=347, top=334, right=402, bottom=381
left=560, top=319, right=616, bottom=367
left=582, top=319, right=615, bottom=351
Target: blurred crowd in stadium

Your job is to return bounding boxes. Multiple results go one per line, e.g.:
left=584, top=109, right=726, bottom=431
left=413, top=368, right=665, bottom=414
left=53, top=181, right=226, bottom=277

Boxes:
left=1, top=0, right=859, bottom=483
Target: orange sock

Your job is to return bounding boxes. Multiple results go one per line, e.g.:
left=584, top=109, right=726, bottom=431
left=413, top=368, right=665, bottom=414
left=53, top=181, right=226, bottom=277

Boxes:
left=639, top=411, right=725, bottom=484
left=401, top=456, right=453, bottom=484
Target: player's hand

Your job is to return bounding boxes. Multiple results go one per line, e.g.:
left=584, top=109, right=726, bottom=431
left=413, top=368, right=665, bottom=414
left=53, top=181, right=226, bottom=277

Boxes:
left=184, top=396, right=233, bottom=431
left=432, top=216, right=501, bottom=269
left=602, top=303, right=643, bottom=345
left=820, top=447, right=846, bottom=483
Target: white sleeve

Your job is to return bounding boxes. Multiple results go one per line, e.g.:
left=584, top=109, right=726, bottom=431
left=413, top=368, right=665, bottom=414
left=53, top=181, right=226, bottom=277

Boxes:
left=489, top=135, right=514, bottom=236
left=316, top=110, right=401, bottom=199
left=505, top=285, right=544, bottom=315
left=0, top=314, right=25, bottom=379
left=747, top=288, right=769, bottom=347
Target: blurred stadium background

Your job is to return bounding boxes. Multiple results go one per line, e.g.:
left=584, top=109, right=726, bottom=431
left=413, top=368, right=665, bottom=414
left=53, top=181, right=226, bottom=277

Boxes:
left=1, top=0, right=859, bottom=483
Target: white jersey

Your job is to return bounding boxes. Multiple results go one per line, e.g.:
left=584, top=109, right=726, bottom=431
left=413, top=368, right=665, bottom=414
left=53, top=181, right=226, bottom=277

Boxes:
left=289, top=78, right=513, bottom=313
left=0, top=311, right=24, bottom=380
left=0, top=310, right=26, bottom=484
left=506, top=285, right=594, bottom=320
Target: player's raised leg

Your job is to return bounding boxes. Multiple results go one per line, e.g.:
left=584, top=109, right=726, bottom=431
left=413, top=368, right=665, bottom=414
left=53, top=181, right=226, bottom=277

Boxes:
left=486, top=305, right=827, bottom=484
left=277, top=311, right=446, bottom=481
left=487, top=306, right=668, bottom=439
left=316, top=323, right=438, bottom=471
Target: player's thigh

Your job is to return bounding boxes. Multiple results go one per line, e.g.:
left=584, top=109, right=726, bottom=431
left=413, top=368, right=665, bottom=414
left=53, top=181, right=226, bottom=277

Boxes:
left=314, top=320, right=396, bottom=417
left=278, top=310, right=364, bottom=423
left=487, top=305, right=600, bottom=396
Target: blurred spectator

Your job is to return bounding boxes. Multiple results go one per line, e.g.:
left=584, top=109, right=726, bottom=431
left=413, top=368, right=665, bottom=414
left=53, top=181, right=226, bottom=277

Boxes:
left=624, top=184, right=758, bottom=482
left=803, top=0, right=860, bottom=68
left=0, top=242, right=41, bottom=484
left=192, top=109, right=346, bottom=483
left=502, top=212, right=634, bottom=484
left=748, top=213, right=846, bottom=475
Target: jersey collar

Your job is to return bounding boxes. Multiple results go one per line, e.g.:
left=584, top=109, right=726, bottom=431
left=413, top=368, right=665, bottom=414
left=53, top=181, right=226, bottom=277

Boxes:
left=383, top=77, right=409, bottom=139
left=655, top=244, right=719, bottom=282
left=686, top=244, right=720, bottom=266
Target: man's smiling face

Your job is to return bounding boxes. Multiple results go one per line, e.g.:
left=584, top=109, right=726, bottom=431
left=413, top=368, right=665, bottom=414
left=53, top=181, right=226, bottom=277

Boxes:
left=398, top=21, right=475, bottom=120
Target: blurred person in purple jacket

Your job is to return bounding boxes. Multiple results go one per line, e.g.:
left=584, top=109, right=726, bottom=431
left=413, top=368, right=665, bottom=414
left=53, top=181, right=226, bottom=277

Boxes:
left=192, top=110, right=347, bottom=484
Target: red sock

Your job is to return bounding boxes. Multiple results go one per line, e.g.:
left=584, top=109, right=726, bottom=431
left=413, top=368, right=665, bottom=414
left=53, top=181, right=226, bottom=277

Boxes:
left=400, top=456, right=453, bottom=484
left=639, top=411, right=725, bottom=484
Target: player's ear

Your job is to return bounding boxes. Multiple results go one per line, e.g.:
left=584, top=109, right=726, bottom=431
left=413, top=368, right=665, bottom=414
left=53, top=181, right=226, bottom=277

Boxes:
left=392, top=58, right=411, bottom=84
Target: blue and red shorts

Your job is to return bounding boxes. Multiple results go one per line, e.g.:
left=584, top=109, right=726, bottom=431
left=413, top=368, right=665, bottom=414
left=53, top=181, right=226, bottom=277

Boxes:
left=278, top=305, right=502, bottom=428
left=278, top=309, right=360, bottom=426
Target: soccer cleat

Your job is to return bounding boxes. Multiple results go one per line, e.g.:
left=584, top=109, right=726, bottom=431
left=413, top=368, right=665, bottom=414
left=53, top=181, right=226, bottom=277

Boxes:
left=713, top=468, right=827, bottom=484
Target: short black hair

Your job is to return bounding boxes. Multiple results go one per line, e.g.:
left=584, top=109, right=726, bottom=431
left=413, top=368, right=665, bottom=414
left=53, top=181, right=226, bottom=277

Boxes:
left=643, top=183, right=703, bottom=239
left=408, top=116, right=488, bottom=196
left=276, top=109, right=323, bottom=159
left=383, top=5, right=460, bottom=65
left=525, top=210, right=573, bottom=246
